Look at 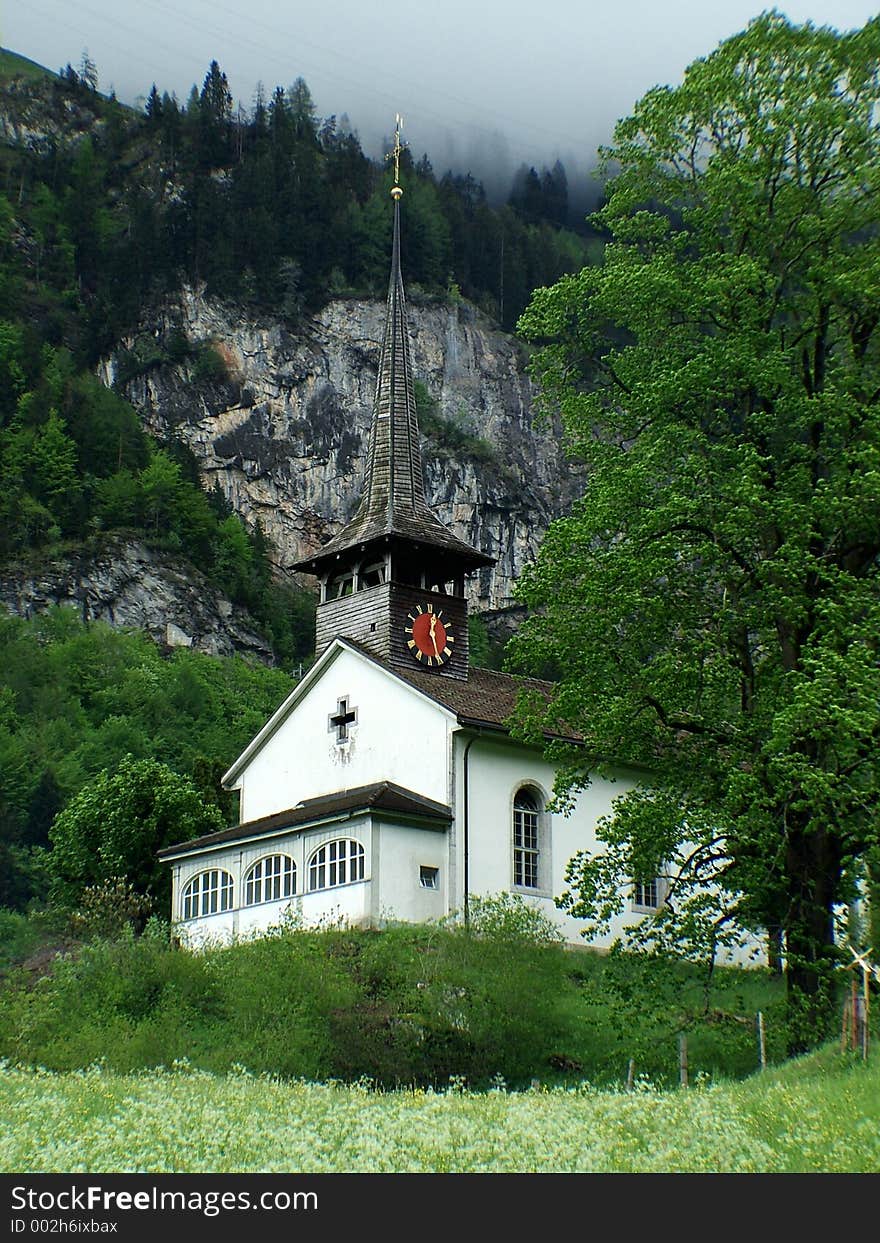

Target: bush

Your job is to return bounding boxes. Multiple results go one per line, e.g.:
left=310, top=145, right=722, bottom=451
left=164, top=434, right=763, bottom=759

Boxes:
left=0, top=924, right=221, bottom=1071
left=0, top=908, right=44, bottom=973
left=202, top=930, right=359, bottom=1080
left=191, top=342, right=228, bottom=385
left=0, top=918, right=574, bottom=1085
left=0, top=919, right=789, bottom=1087
left=466, top=892, right=563, bottom=944
left=70, top=876, right=154, bottom=939
left=414, top=380, right=498, bottom=467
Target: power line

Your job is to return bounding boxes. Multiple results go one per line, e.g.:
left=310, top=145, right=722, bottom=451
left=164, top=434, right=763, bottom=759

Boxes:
left=11, top=0, right=595, bottom=156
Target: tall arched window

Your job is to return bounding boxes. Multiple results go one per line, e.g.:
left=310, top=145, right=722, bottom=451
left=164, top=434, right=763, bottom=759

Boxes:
left=308, top=839, right=365, bottom=892
left=244, top=855, right=296, bottom=906
left=513, top=789, right=541, bottom=890
left=182, top=869, right=233, bottom=920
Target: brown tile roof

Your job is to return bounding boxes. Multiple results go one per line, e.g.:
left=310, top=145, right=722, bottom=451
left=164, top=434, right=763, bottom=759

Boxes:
left=343, top=639, right=582, bottom=743
left=158, top=780, right=451, bottom=859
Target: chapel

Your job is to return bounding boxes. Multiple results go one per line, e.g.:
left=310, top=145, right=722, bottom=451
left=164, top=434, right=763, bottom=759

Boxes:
left=158, top=162, right=658, bottom=949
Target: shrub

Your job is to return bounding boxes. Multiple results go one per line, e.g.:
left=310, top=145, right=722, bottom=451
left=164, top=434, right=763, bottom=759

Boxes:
left=191, top=342, right=228, bottom=385
left=70, top=877, right=154, bottom=939
left=0, top=908, right=43, bottom=973
left=465, top=892, right=563, bottom=944
left=0, top=920, right=788, bottom=1087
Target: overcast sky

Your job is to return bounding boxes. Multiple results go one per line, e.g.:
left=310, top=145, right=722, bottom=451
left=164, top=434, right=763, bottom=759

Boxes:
left=3, top=1, right=877, bottom=195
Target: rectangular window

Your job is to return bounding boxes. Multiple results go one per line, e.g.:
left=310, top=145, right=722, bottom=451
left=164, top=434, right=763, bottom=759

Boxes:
left=419, top=866, right=439, bottom=889
left=360, top=562, right=386, bottom=589
left=633, top=878, right=660, bottom=909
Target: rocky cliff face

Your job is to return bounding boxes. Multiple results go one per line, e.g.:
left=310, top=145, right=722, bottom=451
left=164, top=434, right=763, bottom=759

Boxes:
left=100, top=290, right=578, bottom=611
left=0, top=538, right=274, bottom=661
left=0, top=77, right=106, bottom=152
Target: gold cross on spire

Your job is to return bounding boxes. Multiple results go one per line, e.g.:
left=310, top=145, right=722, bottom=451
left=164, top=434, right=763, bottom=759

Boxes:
left=387, top=113, right=405, bottom=199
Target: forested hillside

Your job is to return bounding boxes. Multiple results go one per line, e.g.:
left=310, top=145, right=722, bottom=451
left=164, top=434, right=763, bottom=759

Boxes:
left=0, top=610, right=294, bottom=909
left=0, top=56, right=594, bottom=644
left=0, top=55, right=592, bottom=915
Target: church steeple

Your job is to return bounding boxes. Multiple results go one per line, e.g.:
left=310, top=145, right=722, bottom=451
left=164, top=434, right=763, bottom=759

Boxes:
left=294, top=120, right=493, bottom=678
left=361, top=191, right=427, bottom=531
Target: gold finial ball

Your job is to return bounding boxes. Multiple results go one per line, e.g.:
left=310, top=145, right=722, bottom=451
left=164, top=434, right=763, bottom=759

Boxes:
left=390, top=184, right=403, bottom=200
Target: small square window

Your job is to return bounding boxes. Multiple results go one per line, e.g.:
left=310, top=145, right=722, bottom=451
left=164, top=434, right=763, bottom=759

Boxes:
left=419, top=866, right=439, bottom=890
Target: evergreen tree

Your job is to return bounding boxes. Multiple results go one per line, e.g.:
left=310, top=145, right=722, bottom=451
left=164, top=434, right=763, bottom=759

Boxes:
left=543, top=159, right=569, bottom=226
left=145, top=84, right=162, bottom=125
left=509, top=164, right=544, bottom=223
left=79, top=49, right=98, bottom=93
left=287, top=76, right=318, bottom=143
left=198, top=60, right=233, bottom=167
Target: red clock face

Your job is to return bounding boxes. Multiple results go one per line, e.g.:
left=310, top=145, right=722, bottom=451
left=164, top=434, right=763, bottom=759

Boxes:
left=405, top=605, right=455, bottom=667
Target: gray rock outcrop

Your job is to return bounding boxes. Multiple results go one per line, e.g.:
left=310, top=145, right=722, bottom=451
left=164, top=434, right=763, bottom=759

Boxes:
left=100, top=288, right=579, bottom=612
left=0, top=538, right=274, bottom=661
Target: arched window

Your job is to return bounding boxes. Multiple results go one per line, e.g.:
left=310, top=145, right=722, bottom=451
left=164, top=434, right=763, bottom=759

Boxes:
left=308, top=839, right=365, bottom=892
left=244, top=855, right=296, bottom=906
left=182, top=869, right=233, bottom=920
left=513, top=789, right=541, bottom=890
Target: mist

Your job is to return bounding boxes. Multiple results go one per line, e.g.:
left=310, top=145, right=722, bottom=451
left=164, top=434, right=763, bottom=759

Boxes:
left=4, top=0, right=877, bottom=219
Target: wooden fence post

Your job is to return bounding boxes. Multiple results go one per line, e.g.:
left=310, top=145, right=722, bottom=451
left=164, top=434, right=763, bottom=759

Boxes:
left=756, top=1010, right=766, bottom=1071
left=626, top=1058, right=635, bottom=1092
left=678, top=1033, right=688, bottom=1088
left=842, top=994, right=852, bottom=1051
left=856, top=996, right=868, bottom=1061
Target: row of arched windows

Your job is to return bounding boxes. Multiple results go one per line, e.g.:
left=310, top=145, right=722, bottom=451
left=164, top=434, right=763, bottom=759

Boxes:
left=181, top=840, right=366, bottom=920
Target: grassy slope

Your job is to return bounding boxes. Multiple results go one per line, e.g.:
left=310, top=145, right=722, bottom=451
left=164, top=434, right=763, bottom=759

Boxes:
left=0, top=49, right=56, bottom=83
left=0, top=1045, right=876, bottom=1172
left=0, top=925, right=789, bottom=1088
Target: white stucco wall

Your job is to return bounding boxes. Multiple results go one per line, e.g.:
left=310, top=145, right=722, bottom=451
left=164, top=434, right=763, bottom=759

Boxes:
left=371, top=819, right=449, bottom=924
left=233, top=647, right=454, bottom=822
left=170, top=811, right=453, bottom=947
left=452, top=733, right=765, bottom=964
left=456, top=733, right=645, bottom=948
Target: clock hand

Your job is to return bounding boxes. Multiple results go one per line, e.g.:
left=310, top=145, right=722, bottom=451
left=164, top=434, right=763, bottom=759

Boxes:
left=429, top=613, right=440, bottom=656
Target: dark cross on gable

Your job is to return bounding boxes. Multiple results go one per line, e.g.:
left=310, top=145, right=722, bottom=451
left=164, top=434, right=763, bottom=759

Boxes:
left=329, top=696, right=357, bottom=743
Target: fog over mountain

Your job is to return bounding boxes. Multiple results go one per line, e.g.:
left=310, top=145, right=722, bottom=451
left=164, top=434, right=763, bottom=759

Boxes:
left=4, top=0, right=878, bottom=211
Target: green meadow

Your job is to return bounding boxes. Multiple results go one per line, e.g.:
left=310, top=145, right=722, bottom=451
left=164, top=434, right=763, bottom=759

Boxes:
left=1, top=1046, right=876, bottom=1173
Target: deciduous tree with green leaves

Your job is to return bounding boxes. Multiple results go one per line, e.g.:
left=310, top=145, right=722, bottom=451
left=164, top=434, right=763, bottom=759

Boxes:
left=512, top=13, right=880, bottom=1051
left=48, top=755, right=225, bottom=909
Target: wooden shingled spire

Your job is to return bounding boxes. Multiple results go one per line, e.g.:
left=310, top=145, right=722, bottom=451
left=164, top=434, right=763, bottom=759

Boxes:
left=293, top=118, right=493, bottom=578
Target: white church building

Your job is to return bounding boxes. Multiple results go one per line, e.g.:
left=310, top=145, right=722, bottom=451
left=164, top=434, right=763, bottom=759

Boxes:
left=159, top=177, right=663, bottom=951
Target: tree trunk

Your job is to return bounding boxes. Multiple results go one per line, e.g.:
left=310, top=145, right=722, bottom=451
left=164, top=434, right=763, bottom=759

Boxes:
left=867, top=852, right=880, bottom=961
left=784, top=826, right=839, bottom=1055
left=767, top=925, right=784, bottom=976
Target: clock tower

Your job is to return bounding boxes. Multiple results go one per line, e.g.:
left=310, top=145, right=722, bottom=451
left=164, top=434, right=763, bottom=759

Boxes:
left=292, top=136, right=493, bottom=681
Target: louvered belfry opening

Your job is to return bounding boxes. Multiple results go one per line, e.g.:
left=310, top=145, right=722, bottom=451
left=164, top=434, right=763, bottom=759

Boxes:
left=293, top=178, right=494, bottom=676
